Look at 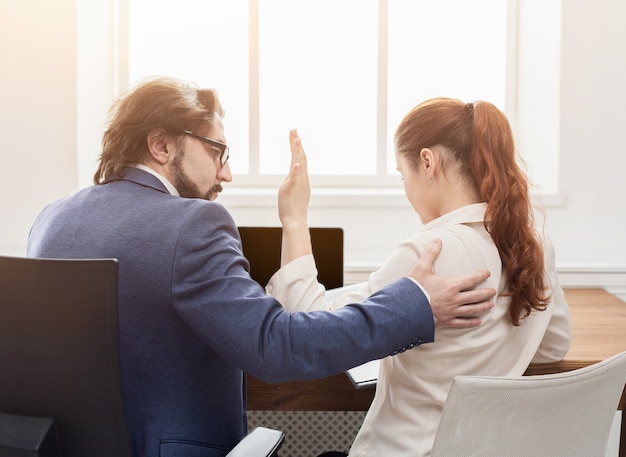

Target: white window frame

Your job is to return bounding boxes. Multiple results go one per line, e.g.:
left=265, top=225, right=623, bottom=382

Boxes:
left=78, top=0, right=565, bottom=208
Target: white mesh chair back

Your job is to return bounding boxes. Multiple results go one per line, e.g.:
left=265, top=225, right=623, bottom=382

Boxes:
left=431, top=351, right=626, bottom=457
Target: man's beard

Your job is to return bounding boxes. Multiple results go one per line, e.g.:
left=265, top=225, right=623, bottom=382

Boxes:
left=172, top=154, right=222, bottom=201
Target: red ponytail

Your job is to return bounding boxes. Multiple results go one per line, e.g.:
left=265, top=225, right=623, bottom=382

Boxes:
left=470, top=101, right=550, bottom=325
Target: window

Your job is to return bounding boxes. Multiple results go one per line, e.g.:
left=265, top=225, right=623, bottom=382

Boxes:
left=127, top=0, right=517, bottom=189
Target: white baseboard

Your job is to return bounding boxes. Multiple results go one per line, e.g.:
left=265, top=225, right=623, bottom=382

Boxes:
left=605, top=287, right=626, bottom=303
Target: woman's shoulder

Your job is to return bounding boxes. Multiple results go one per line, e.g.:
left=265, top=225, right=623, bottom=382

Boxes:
left=399, top=223, right=500, bottom=278
left=402, top=221, right=491, bottom=253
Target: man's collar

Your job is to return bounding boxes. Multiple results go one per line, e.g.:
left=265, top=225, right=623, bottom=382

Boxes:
left=132, top=164, right=180, bottom=196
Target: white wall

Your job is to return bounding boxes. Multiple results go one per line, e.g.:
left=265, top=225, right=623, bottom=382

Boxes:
left=552, top=0, right=626, bottom=261
left=550, top=0, right=626, bottom=295
left=0, top=0, right=78, bottom=256
left=1, top=0, right=626, bottom=294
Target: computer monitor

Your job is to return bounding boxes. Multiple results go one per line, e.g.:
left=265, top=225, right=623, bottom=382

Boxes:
left=237, top=227, right=344, bottom=289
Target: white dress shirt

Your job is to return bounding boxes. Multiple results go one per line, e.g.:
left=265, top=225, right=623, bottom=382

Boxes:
left=132, top=164, right=180, bottom=196
left=267, top=203, right=571, bottom=457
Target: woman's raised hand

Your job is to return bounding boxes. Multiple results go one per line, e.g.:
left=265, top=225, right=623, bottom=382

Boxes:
left=278, top=129, right=311, bottom=229
left=278, top=129, right=313, bottom=265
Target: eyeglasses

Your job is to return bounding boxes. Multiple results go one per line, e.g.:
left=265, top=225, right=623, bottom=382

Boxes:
left=179, top=129, right=230, bottom=166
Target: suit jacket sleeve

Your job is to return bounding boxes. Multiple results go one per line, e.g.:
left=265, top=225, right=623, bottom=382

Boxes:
left=169, top=202, right=435, bottom=382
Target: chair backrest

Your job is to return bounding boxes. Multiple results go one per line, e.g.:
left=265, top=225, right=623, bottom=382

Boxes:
left=431, top=351, right=626, bottom=457
left=238, top=226, right=344, bottom=289
left=0, top=256, right=132, bottom=457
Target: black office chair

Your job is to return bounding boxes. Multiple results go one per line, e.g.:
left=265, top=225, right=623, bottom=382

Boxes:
left=0, top=255, right=284, bottom=457
left=0, top=256, right=132, bottom=457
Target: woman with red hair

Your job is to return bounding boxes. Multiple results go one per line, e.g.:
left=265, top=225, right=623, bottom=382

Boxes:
left=271, top=97, right=572, bottom=457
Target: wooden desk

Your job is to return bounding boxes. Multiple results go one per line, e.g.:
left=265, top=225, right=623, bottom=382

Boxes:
left=247, top=288, right=626, bottom=454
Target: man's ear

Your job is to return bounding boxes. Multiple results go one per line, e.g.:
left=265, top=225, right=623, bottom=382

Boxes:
left=146, top=128, right=173, bottom=165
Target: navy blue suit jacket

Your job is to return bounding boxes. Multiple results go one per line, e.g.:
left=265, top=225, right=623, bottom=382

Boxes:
left=27, top=168, right=434, bottom=457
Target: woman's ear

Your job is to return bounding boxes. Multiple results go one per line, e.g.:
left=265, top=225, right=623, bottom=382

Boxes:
left=420, top=148, right=436, bottom=183
left=146, top=128, right=172, bottom=165
left=420, top=148, right=431, bottom=167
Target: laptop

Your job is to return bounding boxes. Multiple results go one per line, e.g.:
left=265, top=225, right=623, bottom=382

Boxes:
left=237, top=226, right=344, bottom=289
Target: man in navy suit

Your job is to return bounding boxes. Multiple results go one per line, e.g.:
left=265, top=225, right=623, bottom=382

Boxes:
left=27, top=77, right=494, bottom=457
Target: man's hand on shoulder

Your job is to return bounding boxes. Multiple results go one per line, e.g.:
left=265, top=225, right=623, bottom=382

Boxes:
left=408, top=239, right=496, bottom=329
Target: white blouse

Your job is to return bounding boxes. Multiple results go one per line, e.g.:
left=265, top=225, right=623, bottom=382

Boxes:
left=267, top=203, right=571, bottom=457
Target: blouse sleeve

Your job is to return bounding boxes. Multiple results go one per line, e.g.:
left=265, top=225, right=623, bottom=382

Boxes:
left=267, top=235, right=427, bottom=312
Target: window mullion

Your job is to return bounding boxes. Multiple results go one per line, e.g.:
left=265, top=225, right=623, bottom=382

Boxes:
left=248, top=0, right=260, bottom=176
left=377, top=0, right=389, bottom=178
left=505, top=0, right=519, bottom=133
